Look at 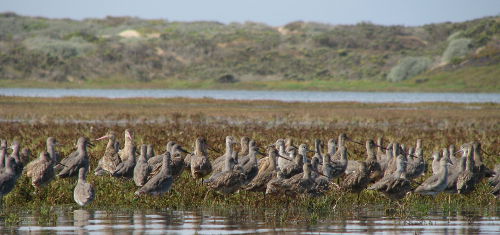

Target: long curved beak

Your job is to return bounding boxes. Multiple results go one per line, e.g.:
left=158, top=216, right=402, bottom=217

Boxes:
left=347, top=139, right=364, bottom=146
left=206, top=144, right=220, bottom=154
left=277, top=155, right=293, bottom=161
left=256, top=150, right=266, bottom=156
left=96, top=135, right=109, bottom=141
left=179, top=147, right=192, bottom=155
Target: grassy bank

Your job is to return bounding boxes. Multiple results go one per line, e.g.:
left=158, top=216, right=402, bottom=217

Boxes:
left=0, top=96, right=499, bottom=223
left=1, top=64, right=499, bottom=92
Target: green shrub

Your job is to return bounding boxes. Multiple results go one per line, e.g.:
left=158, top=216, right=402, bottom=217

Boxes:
left=23, top=36, right=95, bottom=58
left=442, top=38, right=471, bottom=63
left=447, top=31, right=463, bottom=41
left=387, top=57, right=432, bottom=82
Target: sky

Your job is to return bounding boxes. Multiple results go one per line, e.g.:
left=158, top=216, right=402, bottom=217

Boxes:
left=1, top=0, right=499, bottom=26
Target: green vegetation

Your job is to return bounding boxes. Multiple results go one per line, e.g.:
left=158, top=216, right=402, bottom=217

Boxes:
left=0, top=13, right=499, bottom=91
left=0, top=97, right=498, bottom=222
left=442, top=38, right=472, bottom=63
left=387, top=57, right=432, bottom=82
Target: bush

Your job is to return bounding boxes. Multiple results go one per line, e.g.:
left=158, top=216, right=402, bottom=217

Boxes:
left=216, top=74, right=238, bottom=83
left=447, top=31, right=463, bottom=41
left=442, top=38, right=471, bottom=63
left=23, top=36, right=95, bottom=58
left=387, top=57, right=432, bottom=82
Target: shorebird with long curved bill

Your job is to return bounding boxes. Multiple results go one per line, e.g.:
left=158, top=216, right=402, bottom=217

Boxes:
left=94, top=131, right=121, bottom=175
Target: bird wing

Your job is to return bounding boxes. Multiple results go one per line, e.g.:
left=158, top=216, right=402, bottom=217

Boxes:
left=29, top=160, right=51, bottom=183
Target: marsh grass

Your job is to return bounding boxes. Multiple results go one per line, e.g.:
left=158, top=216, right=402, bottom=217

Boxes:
left=0, top=97, right=498, bottom=224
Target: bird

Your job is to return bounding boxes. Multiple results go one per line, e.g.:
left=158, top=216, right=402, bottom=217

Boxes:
left=25, top=151, right=55, bottom=189
left=489, top=164, right=500, bottom=198
left=322, top=146, right=348, bottom=181
left=472, top=141, right=494, bottom=182
left=383, top=143, right=401, bottom=177
left=414, top=154, right=452, bottom=196
left=94, top=131, right=121, bottom=175
left=341, top=161, right=370, bottom=199
left=0, top=158, right=18, bottom=201
left=189, top=137, right=212, bottom=182
left=119, top=129, right=135, bottom=162
left=331, top=133, right=348, bottom=161
left=375, top=137, right=386, bottom=162
left=431, top=151, right=442, bottom=175
left=149, top=141, right=176, bottom=168
left=73, top=167, right=95, bottom=206
left=364, top=140, right=383, bottom=182
left=204, top=137, right=246, bottom=195
left=448, top=144, right=459, bottom=165
left=368, top=155, right=412, bottom=200
left=146, top=144, right=155, bottom=159
left=405, top=148, right=426, bottom=180
left=238, top=136, right=250, bottom=158
left=0, top=140, right=8, bottom=173
left=237, top=139, right=257, bottom=167
left=379, top=143, right=393, bottom=173
left=45, top=137, right=60, bottom=165
left=266, top=161, right=329, bottom=197
left=20, top=147, right=31, bottom=167
left=457, top=144, right=477, bottom=194
left=112, top=145, right=136, bottom=178
left=9, top=140, right=24, bottom=178
left=211, top=136, right=237, bottom=174
left=169, top=143, right=190, bottom=178
left=57, top=137, right=92, bottom=178
left=312, top=139, right=324, bottom=165
left=444, top=150, right=467, bottom=193
left=346, top=140, right=382, bottom=182
left=135, top=152, right=174, bottom=196
left=238, top=145, right=263, bottom=185
left=274, top=139, right=288, bottom=170
left=134, top=144, right=151, bottom=187
left=244, top=146, right=280, bottom=192
left=326, top=138, right=337, bottom=157
left=277, top=144, right=306, bottom=179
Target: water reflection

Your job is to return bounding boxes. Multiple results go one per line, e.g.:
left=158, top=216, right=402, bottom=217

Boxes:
left=5, top=206, right=500, bottom=234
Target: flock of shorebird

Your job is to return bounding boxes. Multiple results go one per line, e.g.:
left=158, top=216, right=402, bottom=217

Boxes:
left=0, top=129, right=499, bottom=206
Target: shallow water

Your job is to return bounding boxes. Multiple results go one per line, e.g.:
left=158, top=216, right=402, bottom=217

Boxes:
left=1, top=88, right=499, bottom=103
left=3, top=206, right=500, bottom=234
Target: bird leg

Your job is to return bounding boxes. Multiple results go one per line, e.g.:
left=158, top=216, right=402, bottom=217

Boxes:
left=203, top=190, right=210, bottom=201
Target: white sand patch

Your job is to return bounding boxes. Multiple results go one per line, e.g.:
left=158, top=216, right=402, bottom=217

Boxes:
left=276, top=26, right=289, bottom=35
left=155, top=47, right=165, bottom=56
left=147, top=33, right=160, bottom=38
left=119, top=30, right=141, bottom=38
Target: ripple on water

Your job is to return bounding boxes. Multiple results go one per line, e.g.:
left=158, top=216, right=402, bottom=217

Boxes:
left=6, top=207, right=500, bottom=234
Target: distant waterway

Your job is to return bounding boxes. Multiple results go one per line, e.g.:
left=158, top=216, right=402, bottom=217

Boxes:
left=0, top=88, right=499, bottom=103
